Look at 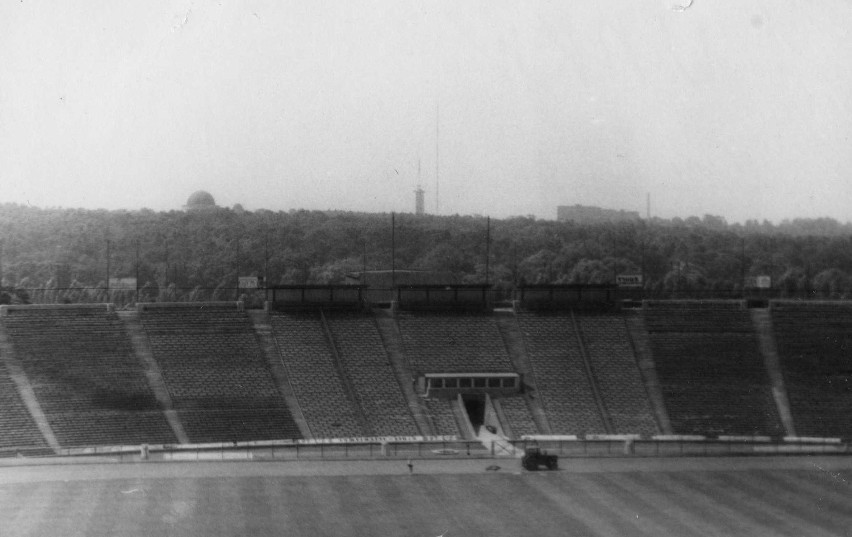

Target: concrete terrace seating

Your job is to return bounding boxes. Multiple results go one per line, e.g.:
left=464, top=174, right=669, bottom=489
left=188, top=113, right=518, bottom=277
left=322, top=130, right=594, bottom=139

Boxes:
left=577, top=314, right=657, bottom=435
left=324, top=312, right=419, bottom=437
left=424, top=398, right=459, bottom=436
left=0, top=360, right=49, bottom=454
left=644, top=303, right=782, bottom=436
left=397, top=312, right=515, bottom=374
left=141, top=304, right=299, bottom=442
left=517, top=313, right=606, bottom=435
left=177, top=408, right=301, bottom=444
left=2, top=305, right=175, bottom=447
left=497, top=396, right=538, bottom=438
left=771, top=301, right=852, bottom=438
left=270, top=311, right=363, bottom=439
left=643, top=300, right=753, bottom=332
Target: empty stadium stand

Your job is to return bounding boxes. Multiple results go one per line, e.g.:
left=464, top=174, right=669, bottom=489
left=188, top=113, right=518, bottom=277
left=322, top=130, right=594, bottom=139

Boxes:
left=141, top=303, right=301, bottom=442
left=423, top=398, right=460, bottom=436
left=0, top=360, right=51, bottom=455
left=176, top=408, right=300, bottom=444
left=269, top=310, right=363, bottom=438
left=643, top=301, right=783, bottom=437
left=5, top=296, right=852, bottom=449
left=771, top=301, right=852, bottom=438
left=495, top=396, right=539, bottom=438
left=324, top=312, right=420, bottom=437
left=517, top=312, right=607, bottom=435
left=1, top=305, right=176, bottom=448
left=577, top=313, right=658, bottom=435
left=397, top=312, right=515, bottom=374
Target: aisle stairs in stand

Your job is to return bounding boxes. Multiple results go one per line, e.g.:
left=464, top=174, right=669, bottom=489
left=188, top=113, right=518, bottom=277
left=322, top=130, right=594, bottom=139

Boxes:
left=248, top=309, right=313, bottom=439
left=493, top=310, right=551, bottom=434
left=373, top=311, right=434, bottom=436
left=119, top=310, right=189, bottom=444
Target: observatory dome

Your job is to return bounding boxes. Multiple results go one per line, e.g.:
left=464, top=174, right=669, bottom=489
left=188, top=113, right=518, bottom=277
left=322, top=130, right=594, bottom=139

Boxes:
left=185, top=190, right=217, bottom=210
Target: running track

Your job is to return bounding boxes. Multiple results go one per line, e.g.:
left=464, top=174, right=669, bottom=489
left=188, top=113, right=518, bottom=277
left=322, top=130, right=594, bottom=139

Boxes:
left=1, top=456, right=850, bottom=536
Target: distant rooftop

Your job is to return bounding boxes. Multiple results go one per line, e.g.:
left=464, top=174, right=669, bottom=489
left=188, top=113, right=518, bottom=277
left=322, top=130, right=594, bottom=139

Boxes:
left=185, top=190, right=217, bottom=210
left=557, top=204, right=640, bottom=224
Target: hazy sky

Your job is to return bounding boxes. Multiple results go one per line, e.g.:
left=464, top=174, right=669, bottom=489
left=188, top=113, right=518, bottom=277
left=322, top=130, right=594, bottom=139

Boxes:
left=2, top=1, right=851, bottom=222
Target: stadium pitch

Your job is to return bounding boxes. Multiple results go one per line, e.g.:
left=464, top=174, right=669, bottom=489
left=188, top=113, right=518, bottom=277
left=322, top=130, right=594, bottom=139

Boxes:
left=1, top=456, right=850, bottom=536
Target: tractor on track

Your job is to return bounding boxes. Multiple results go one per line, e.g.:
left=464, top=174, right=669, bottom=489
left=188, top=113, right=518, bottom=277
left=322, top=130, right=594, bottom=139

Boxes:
left=521, top=446, right=558, bottom=471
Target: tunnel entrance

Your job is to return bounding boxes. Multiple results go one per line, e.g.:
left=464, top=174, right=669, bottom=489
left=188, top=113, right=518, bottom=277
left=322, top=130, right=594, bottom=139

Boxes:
left=462, top=395, right=485, bottom=434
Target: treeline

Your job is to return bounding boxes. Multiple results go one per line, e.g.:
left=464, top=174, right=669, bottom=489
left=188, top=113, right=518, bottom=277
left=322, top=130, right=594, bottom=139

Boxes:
left=2, top=203, right=852, bottom=304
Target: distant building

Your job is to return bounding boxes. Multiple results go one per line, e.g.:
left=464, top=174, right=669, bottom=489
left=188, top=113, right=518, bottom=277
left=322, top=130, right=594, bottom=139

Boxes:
left=557, top=204, right=640, bottom=224
left=184, top=190, right=217, bottom=211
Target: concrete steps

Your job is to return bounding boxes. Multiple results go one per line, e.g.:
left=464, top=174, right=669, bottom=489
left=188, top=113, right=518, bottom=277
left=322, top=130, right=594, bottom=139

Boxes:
left=373, top=311, right=434, bottom=436
left=623, top=313, right=672, bottom=435
left=751, top=308, right=796, bottom=436
left=119, top=310, right=189, bottom=444
left=0, top=319, right=59, bottom=453
left=571, top=310, right=614, bottom=434
left=319, top=310, right=373, bottom=436
left=248, top=310, right=313, bottom=439
left=493, top=311, right=551, bottom=434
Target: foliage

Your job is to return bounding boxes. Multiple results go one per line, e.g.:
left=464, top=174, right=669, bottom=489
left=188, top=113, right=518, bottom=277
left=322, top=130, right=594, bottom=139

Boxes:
left=2, top=203, right=852, bottom=303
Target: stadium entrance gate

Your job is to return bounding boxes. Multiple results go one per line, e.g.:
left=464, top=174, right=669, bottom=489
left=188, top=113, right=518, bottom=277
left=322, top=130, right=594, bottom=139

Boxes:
left=462, top=395, right=485, bottom=434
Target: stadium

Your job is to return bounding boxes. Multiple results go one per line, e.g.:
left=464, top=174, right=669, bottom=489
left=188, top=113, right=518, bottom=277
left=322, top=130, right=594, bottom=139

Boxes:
left=2, top=285, right=851, bottom=535
left=4, top=0, right=852, bottom=533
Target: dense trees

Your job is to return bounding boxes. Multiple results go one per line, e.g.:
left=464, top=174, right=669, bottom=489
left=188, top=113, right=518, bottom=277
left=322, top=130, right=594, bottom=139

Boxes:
left=2, top=202, right=852, bottom=304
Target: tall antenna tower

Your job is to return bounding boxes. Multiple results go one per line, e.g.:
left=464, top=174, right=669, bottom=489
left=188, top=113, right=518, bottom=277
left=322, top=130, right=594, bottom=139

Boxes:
left=415, top=159, right=425, bottom=215
left=435, top=101, right=440, bottom=214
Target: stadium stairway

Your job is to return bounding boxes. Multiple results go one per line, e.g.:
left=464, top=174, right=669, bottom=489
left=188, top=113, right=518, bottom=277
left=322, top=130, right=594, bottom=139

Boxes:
left=516, top=312, right=608, bottom=435
left=451, top=394, right=477, bottom=440
left=269, top=311, right=364, bottom=438
left=482, top=394, right=523, bottom=453
left=373, top=311, right=435, bottom=436
left=118, top=311, right=189, bottom=444
left=2, top=304, right=178, bottom=448
left=641, top=301, right=783, bottom=437
left=324, top=310, right=422, bottom=437
left=141, top=303, right=300, bottom=443
left=576, top=312, right=658, bottom=435
left=0, top=320, right=58, bottom=454
left=750, top=309, right=796, bottom=436
left=493, top=311, right=551, bottom=434
left=623, top=312, right=673, bottom=434
left=248, top=310, right=313, bottom=439
left=569, top=311, right=613, bottom=434
left=318, top=310, right=373, bottom=435
left=769, top=301, right=852, bottom=438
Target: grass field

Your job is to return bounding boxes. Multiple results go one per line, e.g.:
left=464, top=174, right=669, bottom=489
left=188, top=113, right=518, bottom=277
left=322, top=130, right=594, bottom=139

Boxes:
left=1, top=457, right=850, bottom=536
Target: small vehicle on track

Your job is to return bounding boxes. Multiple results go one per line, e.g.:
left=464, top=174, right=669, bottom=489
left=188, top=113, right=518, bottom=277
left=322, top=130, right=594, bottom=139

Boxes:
left=521, top=446, right=558, bottom=471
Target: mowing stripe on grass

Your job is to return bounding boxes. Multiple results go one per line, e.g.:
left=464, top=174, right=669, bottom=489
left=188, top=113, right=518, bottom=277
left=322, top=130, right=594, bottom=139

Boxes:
left=757, top=469, right=852, bottom=519
left=598, top=472, right=717, bottom=537
left=599, top=472, right=731, bottom=537
left=680, top=470, right=838, bottom=537
left=573, top=473, right=694, bottom=536
left=531, top=473, right=636, bottom=536
left=648, top=472, right=780, bottom=536
left=721, top=470, right=852, bottom=534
